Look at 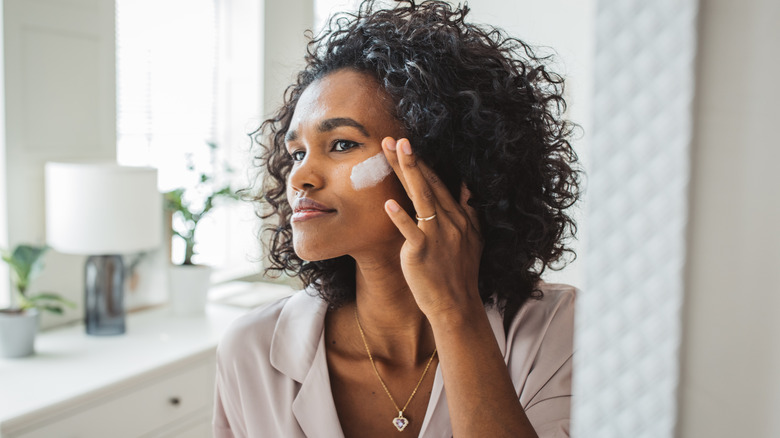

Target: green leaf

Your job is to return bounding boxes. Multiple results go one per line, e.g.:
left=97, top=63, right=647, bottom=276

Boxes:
left=16, top=293, right=33, bottom=311
left=41, top=305, right=64, bottom=315
left=0, top=247, right=11, bottom=263
left=163, top=189, right=185, bottom=212
left=27, top=293, right=75, bottom=308
left=164, top=142, right=239, bottom=265
left=0, top=245, right=48, bottom=294
left=24, top=292, right=75, bottom=314
left=14, top=245, right=48, bottom=278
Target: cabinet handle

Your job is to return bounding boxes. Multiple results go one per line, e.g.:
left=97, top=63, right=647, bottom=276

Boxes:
left=169, top=397, right=181, bottom=406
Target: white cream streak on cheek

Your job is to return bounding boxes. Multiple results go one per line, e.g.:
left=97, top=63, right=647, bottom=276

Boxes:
left=350, top=152, right=393, bottom=190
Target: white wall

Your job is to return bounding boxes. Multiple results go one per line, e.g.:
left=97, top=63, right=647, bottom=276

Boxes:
left=1, top=0, right=116, bottom=327
left=678, top=0, right=780, bottom=436
left=263, top=0, right=314, bottom=119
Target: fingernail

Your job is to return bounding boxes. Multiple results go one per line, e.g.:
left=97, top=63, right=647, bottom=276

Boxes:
left=401, top=139, right=412, bottom=155
left=386, top=200, right=401, bottom=213
left=385, top=138, right=397, bottom=151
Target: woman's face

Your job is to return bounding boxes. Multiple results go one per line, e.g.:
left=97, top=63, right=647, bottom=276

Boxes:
left=285, top=69, right=410, bottom=261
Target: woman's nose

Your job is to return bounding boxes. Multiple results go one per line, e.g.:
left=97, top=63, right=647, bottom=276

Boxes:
left=288, top=154, right=326, bottom=192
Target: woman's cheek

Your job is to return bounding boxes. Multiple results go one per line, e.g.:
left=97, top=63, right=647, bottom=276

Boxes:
left=350, top=152, right=392, bottom=190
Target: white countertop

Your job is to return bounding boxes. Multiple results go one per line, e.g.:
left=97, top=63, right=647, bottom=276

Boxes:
left=0, top=303, right=243, bottom=426
left=0, top=281, right=294, bottom=430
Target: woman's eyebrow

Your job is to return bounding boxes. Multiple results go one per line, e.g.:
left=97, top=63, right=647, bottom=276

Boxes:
left=284, top=130, right=298, bottom=143
left=318, top=117, right=370, bottom=137
left=285, top=117, right=370, bottom=144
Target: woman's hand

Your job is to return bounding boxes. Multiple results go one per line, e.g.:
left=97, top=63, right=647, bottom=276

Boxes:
left=381, top=137, right=484, bottom=321
left=382, top=137, right=540, bottom=438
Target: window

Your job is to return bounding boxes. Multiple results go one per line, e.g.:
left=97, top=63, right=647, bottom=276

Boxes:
left=116, top=0, right=261, bottom=277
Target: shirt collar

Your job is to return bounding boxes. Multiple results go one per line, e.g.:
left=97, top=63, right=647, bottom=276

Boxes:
left=486, top=301, right=508, bottom=358
left=269, top=290, right=509, bottom=438
left=269, top=289, right=329, bottom=383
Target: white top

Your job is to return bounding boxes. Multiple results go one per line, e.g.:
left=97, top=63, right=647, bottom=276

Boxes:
left=213, top=282, right=576, bottom=437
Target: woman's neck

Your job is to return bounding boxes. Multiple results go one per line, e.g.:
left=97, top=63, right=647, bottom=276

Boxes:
left=349, top=252, right=436, bottom=365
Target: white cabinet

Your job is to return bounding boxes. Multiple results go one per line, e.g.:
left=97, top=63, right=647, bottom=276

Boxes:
left=10, top=359, right=214, bottom=438
left=0, top=304, right=247, bottom=438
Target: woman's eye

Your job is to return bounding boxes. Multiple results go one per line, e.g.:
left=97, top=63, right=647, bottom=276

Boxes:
left=332, top=139, right=360, bottom=152
left=290, top=150, right=305, bottom=161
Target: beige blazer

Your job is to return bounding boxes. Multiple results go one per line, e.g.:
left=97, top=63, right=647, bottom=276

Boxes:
left=213, top=283, right=576, bottom=437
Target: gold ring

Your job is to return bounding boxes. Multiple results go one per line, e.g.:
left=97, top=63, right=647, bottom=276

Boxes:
left=415, top=213, right=437, bottom=221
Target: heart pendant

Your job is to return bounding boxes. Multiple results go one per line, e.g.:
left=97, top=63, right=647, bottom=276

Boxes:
left=392, top=412, right=409, bottom=431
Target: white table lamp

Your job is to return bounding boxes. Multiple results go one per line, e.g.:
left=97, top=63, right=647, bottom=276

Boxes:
left=45, top=162, right=162, bottom=335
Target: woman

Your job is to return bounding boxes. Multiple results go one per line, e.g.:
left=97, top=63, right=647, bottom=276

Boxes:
left=214, top=1, right=581, bottom=437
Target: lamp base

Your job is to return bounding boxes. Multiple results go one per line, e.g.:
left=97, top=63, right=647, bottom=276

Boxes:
left=85, top=255, right=125, bottom=336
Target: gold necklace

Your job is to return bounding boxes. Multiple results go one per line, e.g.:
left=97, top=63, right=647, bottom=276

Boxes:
left=354, top=307, right=438, bottom=432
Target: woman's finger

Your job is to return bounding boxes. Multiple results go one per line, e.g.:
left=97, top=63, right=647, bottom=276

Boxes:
left=384, top=199, right=425, bottom=249
left=382, top=137, right=410, bottom=195
left=395, top=138, right=440, bottom=221
left=402, top=145, right=462, bottom=215
left=387, top=138, right=470, bottom=229
left=460, top=183, right=481, bottom=235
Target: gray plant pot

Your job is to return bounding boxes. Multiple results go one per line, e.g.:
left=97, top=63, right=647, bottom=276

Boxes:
left=0, top=308, right=39, bottom=358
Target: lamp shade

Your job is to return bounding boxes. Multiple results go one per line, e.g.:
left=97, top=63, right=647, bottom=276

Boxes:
left=45, top=162, right=163, bottom=255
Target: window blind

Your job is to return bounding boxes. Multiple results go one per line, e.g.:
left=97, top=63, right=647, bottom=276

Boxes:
left=116, top=0, right=219, bottom=192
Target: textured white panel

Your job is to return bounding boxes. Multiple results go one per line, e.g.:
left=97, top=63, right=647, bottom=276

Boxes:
left=572, top=0, right=697, bottom=437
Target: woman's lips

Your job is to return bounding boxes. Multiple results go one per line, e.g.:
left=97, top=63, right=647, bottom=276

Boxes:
left=292, top=198, right=336, bottom=222
left=291, top=209, right=336, bottom=222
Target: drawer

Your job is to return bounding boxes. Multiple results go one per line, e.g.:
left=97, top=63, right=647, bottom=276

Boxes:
left=12, top=360, right=215, bottom=438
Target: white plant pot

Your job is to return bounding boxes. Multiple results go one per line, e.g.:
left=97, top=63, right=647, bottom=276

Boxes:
left=0, top=308, right=39, bottom=358
left=168, top=265, right=212, bottom=316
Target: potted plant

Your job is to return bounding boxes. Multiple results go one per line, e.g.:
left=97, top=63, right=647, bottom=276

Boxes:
left=163, top=142, right=237, bottom=315
left=0, top=245, right=74, bottom=358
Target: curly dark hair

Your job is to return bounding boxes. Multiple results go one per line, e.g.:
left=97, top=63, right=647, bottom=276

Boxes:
left=253, top=0, right=582, bottom=329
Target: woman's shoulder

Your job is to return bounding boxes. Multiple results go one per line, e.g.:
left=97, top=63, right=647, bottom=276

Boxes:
left=495, top=283, right=576, bottom=438
left=216, top=289, right=326, bottom=362
left=216, top=293, right=291, bottom=358
left=529, top=282, right=577, bottom=317
left=501, top=281, right=577, bottom=410
left=537, top=281, right=578, bottom=303
left=506, top=281, right=577, bottom=350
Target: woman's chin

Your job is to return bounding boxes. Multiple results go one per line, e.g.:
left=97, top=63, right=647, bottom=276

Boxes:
left=293, top=245, right=339, bottom=263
